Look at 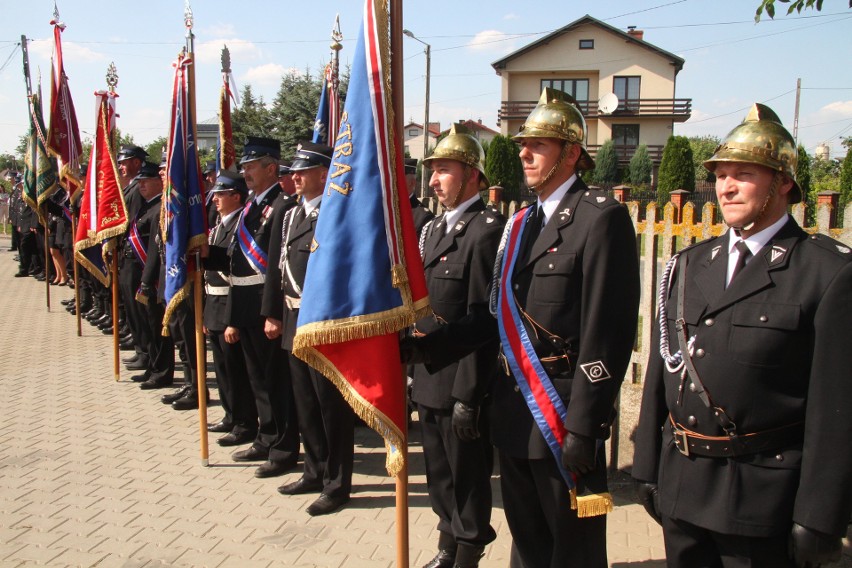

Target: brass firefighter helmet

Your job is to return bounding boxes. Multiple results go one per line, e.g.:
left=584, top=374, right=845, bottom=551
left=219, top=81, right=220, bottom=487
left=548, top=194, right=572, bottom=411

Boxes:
left=423, top=122, right=488, bottom=188
left=704, top=103, right=801, bottom=203
left=513, top=87, right=594, bottom=171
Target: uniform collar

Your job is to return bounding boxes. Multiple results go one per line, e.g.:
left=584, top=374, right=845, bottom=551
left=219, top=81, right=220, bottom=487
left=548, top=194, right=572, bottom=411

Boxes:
left=727, top=213, right=789, bottom=257
left=443, top=193, right=480, bottom=234
left=303, top=194, right=322, bottom=216
left=537, top=174, right=576, bottom=226
left=253, top=184, right=277, bottom=205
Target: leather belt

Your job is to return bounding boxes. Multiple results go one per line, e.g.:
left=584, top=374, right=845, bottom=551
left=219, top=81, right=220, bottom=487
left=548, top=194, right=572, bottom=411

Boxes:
left=230, top=274, right=265, bottom=286
left=285, top=295, right=301, bottom=309
left=669, top=415, right=804, bottom=458
left=205, top=284, right=229, bottom=296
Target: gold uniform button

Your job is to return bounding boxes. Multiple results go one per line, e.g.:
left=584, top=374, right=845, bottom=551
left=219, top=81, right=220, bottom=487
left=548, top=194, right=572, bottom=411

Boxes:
left=704, top=318, right=714, bottom=326
left=687, top=416, right=697, bottom=427
left=695, top=348, right=705, bottom=358
left=513, top=385, right=520, bottom=393
left=759, top=315, right=768, bottom=322
left=548, top=263, right=555, bottom=270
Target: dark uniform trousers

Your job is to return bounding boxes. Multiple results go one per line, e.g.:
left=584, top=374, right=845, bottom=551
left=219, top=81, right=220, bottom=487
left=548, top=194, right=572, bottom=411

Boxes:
left=139, top=200, right=174, bottom=385
left=204, top=215, right=257, bottom=435
left=632, top=218, right=852, bottom=567
left=263, top=202, right=354, bottom=494
left=490, top=179, right=640, bottom=568
left=119, top=199, right=159, bottom=362
left=206, top=185, right=299, bottom=459
left=412, top=200, right=504, bottom=549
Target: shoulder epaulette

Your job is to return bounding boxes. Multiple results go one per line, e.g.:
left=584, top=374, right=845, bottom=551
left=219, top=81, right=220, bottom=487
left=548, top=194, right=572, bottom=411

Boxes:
left=803, top=233, right=852, bottom=259
left=582, top=189, right=616, bottom=209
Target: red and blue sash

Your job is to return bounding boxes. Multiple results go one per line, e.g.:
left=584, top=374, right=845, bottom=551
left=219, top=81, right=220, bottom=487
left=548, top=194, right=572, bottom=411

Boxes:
left=128, top=220, right=148, bottom=266
left=497, top=207, right=575, bottom=491
left=237, top=201, right=268, bottom=275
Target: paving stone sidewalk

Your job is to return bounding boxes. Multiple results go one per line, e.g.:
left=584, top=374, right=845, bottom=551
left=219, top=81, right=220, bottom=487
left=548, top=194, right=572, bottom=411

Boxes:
left=0, top=239, right=846, bottom=567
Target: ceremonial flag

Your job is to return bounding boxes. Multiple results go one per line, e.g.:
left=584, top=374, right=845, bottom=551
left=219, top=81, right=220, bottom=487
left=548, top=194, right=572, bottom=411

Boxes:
left=23, top=90, right=58, bottom=223
left=293, top=0, right=430, bottom=476
left=73, top=91, right=126, bottom=285
left=311, top=64, right=333, bottom=145
left=46, top=18, right=83, bottom=201
left=216, top=59, right=236, bottom=173
left=161, top=52, right=207, bottom=332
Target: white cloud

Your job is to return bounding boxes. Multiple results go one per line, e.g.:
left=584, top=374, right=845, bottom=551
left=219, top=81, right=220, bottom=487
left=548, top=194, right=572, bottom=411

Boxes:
left=195, top=38, right=262, bottom=65
left=503, top=13, right=519, bottom=21
left=815, top=100, right=852, bottom=118
left=28, top=40, right=105, bottom=64
left=202, top=23, right=237, bottom=38
left=467, top=30, right=516, bottom=54
left=242, top=63, right=290, bottom=87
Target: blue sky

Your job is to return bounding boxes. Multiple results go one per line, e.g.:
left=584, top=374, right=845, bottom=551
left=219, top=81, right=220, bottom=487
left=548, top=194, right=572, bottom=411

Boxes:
left=1, top=0, right=850, bottom=160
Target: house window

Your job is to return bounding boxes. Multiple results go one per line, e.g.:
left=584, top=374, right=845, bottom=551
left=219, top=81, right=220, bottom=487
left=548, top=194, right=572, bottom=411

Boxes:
left=540, top=79, right=589, bottom=104
left=612, top=125, right=640, bottom=147
left=579, top=39, right=594, bottom=49
left=408, top=128, right=418, bottom=137
left=613, top=76, right=641, bottom=112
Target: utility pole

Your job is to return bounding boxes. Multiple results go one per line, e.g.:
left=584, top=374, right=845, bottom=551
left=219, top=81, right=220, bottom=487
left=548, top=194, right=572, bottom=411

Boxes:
left=793, top=78, right=801, bottom=144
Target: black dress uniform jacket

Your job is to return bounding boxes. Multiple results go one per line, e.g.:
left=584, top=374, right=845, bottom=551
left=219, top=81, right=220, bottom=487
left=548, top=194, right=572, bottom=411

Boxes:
left=633, top=218, right=852, bottom=538
left=203, top=213, right=239, bottom=332
left=412, top=199, right=504, bottom=409
left=206, top=186, right=296, bottom=328
left=491, top=178, right=640, bottom=457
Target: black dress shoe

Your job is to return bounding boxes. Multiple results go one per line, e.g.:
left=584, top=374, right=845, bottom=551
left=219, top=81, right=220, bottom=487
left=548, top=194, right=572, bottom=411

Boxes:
left=277, top=476, right=323, bottom=495
left=139, top=378, right=173, bottom=390
left=13, top=271, right=28, bottom=278
left=119, top=341, right=134, bottom=351
left=101, top=326, right=114, bottom=335
left=207, top=420, right=234, bottom=433
left=422, top=549, right=456, bottom=568
left=61, top=299, right=74, bottom=306
left=172, top=390, right=208, bottom=411
left=217, top=430, right=256, bottom=447
left=161, top=386, right=191, bottom=404
left=255, top=458, right=299, bottom=479
left=306, top=494, right=349, bottom=516
left=125, top=359, right=148, bottom=371
left=130, top=374, right=150, bottom=383
left=122, top=354, right=140, bottom=365
left=231, top=445, right=269, bottom=462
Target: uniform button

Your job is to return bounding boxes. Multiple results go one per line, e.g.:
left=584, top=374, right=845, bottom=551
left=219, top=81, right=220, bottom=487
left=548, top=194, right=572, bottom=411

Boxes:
left=548, top=263, right=554, bottom=270
left=513, top=385, right=520, bottom=393
left=689, top=382, right=697, bottom=392
left=513, top=284, right=519, bottom=290
left=687, top=416, right=697, bottom=427
left=759, top=315, right=768, bottom=322
left=444, top=269, right=449, bottom=274
left=695, top=348, right=705, bottom=358
left=704, top=318, right=714, bottom=327
left=775, top=454, right=784, bottom=462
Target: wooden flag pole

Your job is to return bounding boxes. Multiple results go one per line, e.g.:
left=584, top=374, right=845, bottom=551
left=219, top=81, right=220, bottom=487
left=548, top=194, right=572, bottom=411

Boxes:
left=70, top=213, right=82, bottom=336
left=185, top=3, right=209, bottom=467
left=43, top=207, right=51, bottom=309
left=111, top=249, right=120, bottom=381
left=390, top=0, right=409, bottom=566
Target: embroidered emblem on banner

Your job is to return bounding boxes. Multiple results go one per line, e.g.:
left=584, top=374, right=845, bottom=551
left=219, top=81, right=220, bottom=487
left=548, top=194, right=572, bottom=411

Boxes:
left=580, top=360, right=611, bottom=383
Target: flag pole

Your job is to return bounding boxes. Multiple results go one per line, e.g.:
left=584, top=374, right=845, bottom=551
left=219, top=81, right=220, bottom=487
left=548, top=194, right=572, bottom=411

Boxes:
left=390, top=1, right=409, bottom=566
left=44, top=205, right=51, bottom=309
left=185, top=1, right=209, bottom=466
left=70, top=212, right=81, bottom=336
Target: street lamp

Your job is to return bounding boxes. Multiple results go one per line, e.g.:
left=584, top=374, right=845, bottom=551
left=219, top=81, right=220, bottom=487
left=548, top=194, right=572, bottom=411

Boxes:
left=403, top=29, right=430, bottom=199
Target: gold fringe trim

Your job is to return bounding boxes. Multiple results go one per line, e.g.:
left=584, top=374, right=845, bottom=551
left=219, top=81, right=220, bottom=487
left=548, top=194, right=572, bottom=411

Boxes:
left=292, top=300, right=422, bottom=351
left=575, top=492, right=614, bottom=518
left=293, top=344, right=406, bottom=477
left=96, top=220, right=129, bottom=244
left=569, top=487, right=578, bottom=510
left=161, top=281, right=192, bottom=337
left=73, top=239, right=111, bottom=287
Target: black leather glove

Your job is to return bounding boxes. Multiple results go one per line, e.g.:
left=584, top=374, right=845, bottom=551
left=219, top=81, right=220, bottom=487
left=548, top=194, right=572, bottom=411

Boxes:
left=451, top=401, right=480, bottom=441
left=399, top=336, right=429, bottom=364
left=560, top=432, right=597, bottom=475
left=636, top=482, right=662, bottom=526
left=139, top=282, right=156, bottom=299
left=789, top=523, right=841, bottom=568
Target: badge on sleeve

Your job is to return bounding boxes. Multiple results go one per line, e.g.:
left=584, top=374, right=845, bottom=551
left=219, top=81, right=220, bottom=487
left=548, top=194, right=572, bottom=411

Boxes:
left=580, top=360, right=611, bottom=383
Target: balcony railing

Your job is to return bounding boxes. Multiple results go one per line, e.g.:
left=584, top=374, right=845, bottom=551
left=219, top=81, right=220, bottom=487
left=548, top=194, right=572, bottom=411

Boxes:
left=498, top=98, right=692, bottom=123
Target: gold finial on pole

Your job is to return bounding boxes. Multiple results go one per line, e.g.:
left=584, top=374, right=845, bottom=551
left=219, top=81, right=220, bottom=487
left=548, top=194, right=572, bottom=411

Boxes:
left=106, top=62, right=118, bottom=93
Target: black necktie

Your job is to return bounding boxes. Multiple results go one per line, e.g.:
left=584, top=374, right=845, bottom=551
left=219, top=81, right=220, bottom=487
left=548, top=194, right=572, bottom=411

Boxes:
left=518, top=205, right=543, bottom=266
left=729, top=240, right=751, bottom=285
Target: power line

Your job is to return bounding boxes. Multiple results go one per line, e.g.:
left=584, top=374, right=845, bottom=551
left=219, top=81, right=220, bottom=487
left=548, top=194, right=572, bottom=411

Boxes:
left=684, top=89, right=796, bottom=125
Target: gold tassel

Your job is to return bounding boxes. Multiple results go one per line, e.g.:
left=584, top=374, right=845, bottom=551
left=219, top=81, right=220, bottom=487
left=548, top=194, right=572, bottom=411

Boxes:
left=575, top=492, right=614, bottom=518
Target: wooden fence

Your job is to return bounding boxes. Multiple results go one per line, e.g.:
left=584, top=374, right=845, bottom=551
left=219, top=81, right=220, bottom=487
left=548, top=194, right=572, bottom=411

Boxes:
left=420, top=191, right=852, bottom=470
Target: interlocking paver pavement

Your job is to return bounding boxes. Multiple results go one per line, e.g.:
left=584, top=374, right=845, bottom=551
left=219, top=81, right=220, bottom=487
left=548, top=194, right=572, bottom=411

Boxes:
left=0, top=239, right=848, bottom=567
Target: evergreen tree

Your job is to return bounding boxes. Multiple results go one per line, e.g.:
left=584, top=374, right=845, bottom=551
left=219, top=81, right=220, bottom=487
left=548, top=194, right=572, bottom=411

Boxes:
left=628, top=144, right=652, bottom=187
left=796, top=145, right=814, bottom=225
left=591, top=139, right=618, bottom=185
left=268, top=70, right=320, bottom=158
left=231, top=84, right=273, bottom=157
left=657, top=135, right=695, bottom=203
left=484, top=134, right=523, bottom=200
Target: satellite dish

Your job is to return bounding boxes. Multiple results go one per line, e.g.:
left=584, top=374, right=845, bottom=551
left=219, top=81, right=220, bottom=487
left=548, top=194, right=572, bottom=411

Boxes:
left=599, top=92, right=619, bottom=115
